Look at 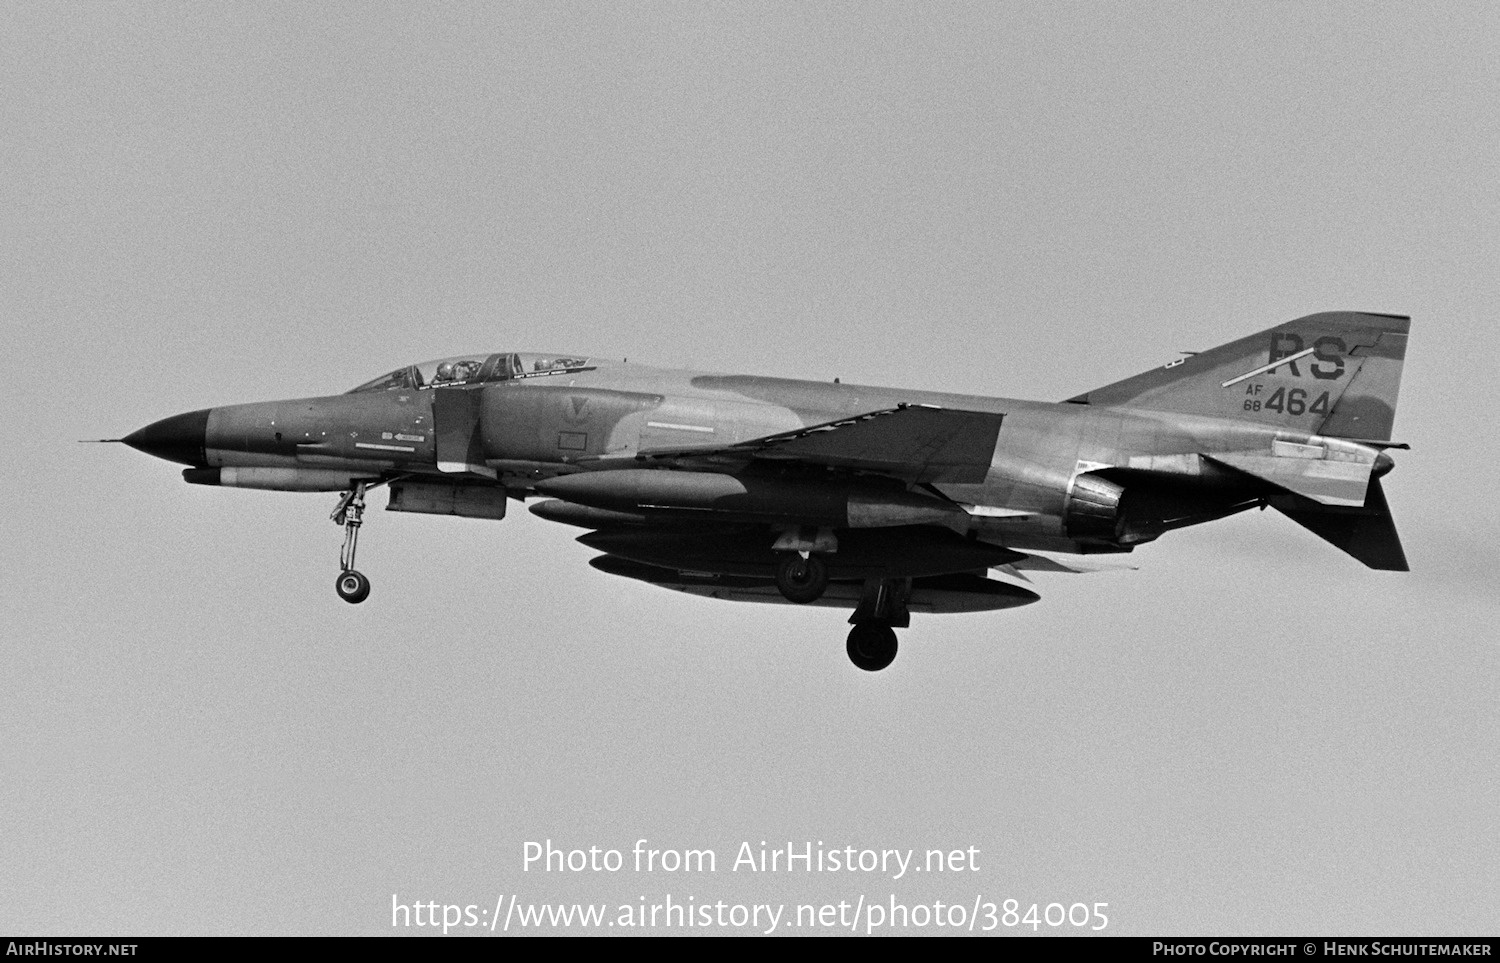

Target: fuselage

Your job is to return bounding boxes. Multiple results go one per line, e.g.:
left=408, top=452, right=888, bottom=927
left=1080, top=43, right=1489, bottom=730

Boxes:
left=129, top=354, right=1380, bottom=556
left=115, top=313, right=1412, bottom=667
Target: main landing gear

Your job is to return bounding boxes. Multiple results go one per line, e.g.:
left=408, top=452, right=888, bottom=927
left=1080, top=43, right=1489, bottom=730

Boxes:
left=775, top=553, right=829, bottom=603
left=844, top=577, right=910, bottom=672
left=846, top=623, right=898, bottom=672
left=332, top=482, right=373, bottom=604
left=770, top=548, right=906, bottom=670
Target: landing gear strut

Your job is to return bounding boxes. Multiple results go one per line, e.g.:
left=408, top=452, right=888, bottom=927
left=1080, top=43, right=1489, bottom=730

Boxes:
left=845, top=577, right=910, bottom=671
left=332, top=483, right=372, bottom=604
left=775, top=553, right=829, bottom=603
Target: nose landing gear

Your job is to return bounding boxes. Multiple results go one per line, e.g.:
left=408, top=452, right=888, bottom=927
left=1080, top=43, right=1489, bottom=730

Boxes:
left=332, top=482, right=374, bottom=604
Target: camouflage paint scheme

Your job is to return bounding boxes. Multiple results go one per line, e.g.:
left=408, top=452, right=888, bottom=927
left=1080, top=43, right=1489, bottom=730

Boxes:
left=119, top=312, right=1410, bottom=670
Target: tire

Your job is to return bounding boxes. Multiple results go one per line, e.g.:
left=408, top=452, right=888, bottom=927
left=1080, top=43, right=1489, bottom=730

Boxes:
left=336, top=570, right=371, bottom=604
left=775, top=554, right=828, bottom=604
left=846, top=623, right=898, bottom=672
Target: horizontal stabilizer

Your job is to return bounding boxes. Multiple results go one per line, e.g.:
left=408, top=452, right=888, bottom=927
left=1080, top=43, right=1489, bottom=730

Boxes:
left=634, top=404, right=1004, bottom=484
left=1272, top=477, right=1409, bottom=571
left=1204, top=450, right=1374, bottom=507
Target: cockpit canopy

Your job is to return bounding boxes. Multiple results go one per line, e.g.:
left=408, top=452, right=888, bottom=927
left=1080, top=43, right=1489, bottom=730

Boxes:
left=348, top=353, right=597, bottom=393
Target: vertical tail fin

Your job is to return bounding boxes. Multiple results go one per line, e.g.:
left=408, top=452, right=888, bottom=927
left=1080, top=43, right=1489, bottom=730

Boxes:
left=1067, top=312, right=1409, bottom=441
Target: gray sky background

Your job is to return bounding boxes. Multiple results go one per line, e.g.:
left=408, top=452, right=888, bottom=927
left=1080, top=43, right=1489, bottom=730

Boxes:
left=3, top=1, right=1497, bottom=936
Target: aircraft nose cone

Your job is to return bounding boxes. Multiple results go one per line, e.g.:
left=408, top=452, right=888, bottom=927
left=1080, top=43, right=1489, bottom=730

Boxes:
left=123, top=408, right=211, bottom=466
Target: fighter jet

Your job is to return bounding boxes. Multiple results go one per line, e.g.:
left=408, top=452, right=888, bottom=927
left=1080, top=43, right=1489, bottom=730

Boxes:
left=110, top=311, right=1410, bottom=671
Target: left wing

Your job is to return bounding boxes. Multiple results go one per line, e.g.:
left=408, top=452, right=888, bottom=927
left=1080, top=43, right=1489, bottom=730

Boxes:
left=615, top=404, right=1005, bottom=484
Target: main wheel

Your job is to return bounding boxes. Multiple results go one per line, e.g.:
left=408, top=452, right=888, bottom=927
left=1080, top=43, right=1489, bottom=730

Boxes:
left=336, top=569, right=371, bottom=604
left=846, top=623, right=898, bottom=672
left=775, top=554, right=828, bottom=603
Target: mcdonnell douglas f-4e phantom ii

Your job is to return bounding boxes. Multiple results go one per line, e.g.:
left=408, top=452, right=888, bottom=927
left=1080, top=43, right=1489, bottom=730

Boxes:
left=111, top=311, right=1410, bottom=671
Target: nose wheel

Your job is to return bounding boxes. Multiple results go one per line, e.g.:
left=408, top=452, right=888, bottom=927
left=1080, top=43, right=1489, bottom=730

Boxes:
left=332, top=482, right=373, bottom=604
left=336, top=569, right=371, bottom=604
